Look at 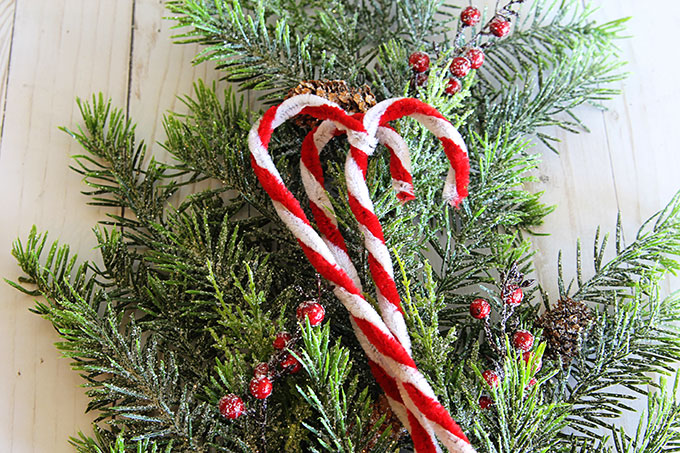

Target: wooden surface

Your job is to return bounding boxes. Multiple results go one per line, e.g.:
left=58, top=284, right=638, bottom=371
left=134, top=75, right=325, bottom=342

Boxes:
left=0, top=1, right=676, bottom=450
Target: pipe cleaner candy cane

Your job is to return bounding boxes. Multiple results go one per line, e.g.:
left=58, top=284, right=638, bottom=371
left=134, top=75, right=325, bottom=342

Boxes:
left=299, top=104, right=471, bottom=452
left=248, top=94, right=474, bottom=453
left=300, top=118, right=424, bottom=445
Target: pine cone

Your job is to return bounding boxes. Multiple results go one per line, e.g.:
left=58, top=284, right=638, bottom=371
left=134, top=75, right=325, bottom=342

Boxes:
left=536, top=298, right=593, bottom=365
left=285, top=80, right=377, bottom=129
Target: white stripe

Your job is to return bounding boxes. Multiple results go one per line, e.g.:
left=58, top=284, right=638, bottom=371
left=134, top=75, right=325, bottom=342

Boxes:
left=325, top=241, right=362, bottom=291
left=363, top=98, right=404, bottom=137
left=313, top=120, right=338, bottom=150
left=272, top=201, right=338, bottom=267
left=345, top=156, right=374, bottom=215
left=271, top=94, right=337, bottom=129
left=359, top=225, right=394, bottom=278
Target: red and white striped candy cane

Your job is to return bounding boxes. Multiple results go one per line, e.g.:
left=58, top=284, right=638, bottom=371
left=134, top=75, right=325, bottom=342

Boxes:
left=248, top=94, right=474, bottom=453
left=300, top=118, right=423, bottom=444
left=300, top=104, right=472, bottom=452
left=344, top=98, right=471, bottom=452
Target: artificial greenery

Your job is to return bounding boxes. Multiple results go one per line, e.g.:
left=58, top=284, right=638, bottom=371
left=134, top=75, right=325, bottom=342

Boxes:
left=8, top=0, right=680, bottom=452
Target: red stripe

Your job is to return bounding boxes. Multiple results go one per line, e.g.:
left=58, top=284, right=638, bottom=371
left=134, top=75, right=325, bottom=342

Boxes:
left=352, top=317, right=416, bottom=368
left=403, top=382, right=471, bottom=444
left=389, top=148, right=415, bottom=203
left=250, top=155, right=311, bottom=227
left=257, top=105, right=279, bottom=149
left=350, top=146, right=368, bottom=177
left=379, top=98, right=446, bottom=125
left=301, top=127, right=325, bottom=185
left=300, top=105, right=365, bottom=132
left=408, top=411, right=439, bottom=453
left=367, top=254, right=404, bottom=314
left=297, top=241, right=361, bottom=297
left=347, top=192, right=385, bottom=242
left=368, top=360, right=403, bottom=403
left=310, top=202, right=348, bottom=253
left=440, top=137, right=470, bottom=206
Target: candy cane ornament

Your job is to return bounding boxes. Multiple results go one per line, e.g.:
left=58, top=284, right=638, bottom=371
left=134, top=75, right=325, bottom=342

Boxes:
left=248, top=94, right=475, bottom=453
left=299, top=108, right=471, bottom=452
left=300, top=119, right=429, bottom=447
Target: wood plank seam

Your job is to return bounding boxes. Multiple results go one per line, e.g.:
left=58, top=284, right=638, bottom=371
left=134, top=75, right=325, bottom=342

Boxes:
left=0, top=0, right=17, bottom=142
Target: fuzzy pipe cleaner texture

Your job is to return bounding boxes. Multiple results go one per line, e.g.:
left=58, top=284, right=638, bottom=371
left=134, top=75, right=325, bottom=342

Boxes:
left=248, top=94, right=473, bottom=453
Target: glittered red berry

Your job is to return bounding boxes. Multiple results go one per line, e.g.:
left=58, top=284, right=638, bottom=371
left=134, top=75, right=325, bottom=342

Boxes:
left=460, top=6, right=481, bottom=26
left=281, top=353, right=302, bottom=374
left=465, top=48, right=484, bottom=69
left=512, top=330, right=534, bottom=352
left=478, top=395, right=494, bottom=409
left=469, top=298, right=491, bottom=319
left=450, top=57, right=471, bottom=78
left=521, top=351, right=542, bottom=372
left=249, top=376, right=273, bottom=399
left=273, top=331, right=292, bottom=350
left=445, top=78, right=462, bottom=96
left=414, top=72, right=429, bottom=87
left=253, top=362, right=269, bottom=378
left=408, top=51, right=430, bottom=73
left=482, top=369, right=500, bottom=388
left=505, top=286, right=523, bottom=306
left=490, top=17, right=511, bottom=37
left=296, top=301, right=325, bottom=326
left=219, top=394, right=245, bottom=419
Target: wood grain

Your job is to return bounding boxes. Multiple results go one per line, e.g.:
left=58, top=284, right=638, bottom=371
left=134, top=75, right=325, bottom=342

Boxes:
left=0, top=0, right=15, bottom=137
left=0, top=0, right=676, bottom=450
left=0, top=2, right=133, bottom=451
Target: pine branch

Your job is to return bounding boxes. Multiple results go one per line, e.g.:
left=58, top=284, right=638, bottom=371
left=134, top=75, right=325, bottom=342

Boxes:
left=610, top=374, right=680, bottom=453
left=63, top=95, right=179, bottom=229
left=166, top=0, right=336, bottom=99
left=296, top=322, right=399, bottom=453
left=565, top=191, right=680, bottom=302
left=558, top=287, right=680, bottom=443
left=474, top=0, right=628, bottom=149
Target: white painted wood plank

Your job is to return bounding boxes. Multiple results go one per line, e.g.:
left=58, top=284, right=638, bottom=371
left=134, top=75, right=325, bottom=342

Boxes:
left=128, top=0, right=222, bottom=156
left=0, top=0, right=15, bottom=136
left=529, top=1, right=680, bottom=299
left=0, top=1, right=133, bottom=451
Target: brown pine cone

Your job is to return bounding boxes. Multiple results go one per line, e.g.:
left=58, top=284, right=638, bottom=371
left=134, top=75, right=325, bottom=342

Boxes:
left=285, top=80, right=377, bottom=129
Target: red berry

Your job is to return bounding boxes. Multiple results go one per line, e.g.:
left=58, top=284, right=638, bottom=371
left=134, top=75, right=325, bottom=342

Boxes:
left=469, top=298, right=491, bottom=319
left=408, top=51, right=430, bottom=73
left=482, top=369, right=500, bottom=388
left=450, top=57, right=471, bottom=78
left=512, top=330, right=534, bottom=352
left=219, top=394, right=245, bottom=419
left=273, top=331, right=292, bottom=350
left=460, top=6, right=481, bottom=26
left=465, top=48, right=484, bottom=69
left=527, top=377, right=538, bottom=388
left=253, top=362, right=269, bottom=378
left=521, top=351, right=542, bottom=372
left=281, top=353, right=302, bottom=374
left=445, top=78, right=462, bottom=96
left=489, top=17, right=511, bottom=37
left=478, top=395, right=494, bottom=409
left=505, top=286, right=523, bottom=306
left=296, top=301, right=325, bottom=326
left=249, top=376, right=273, bottom=399
left=414, top=72, right=429, bottom=87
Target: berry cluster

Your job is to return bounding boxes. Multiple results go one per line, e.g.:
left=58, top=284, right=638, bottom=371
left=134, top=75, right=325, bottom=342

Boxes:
left=217, top=300, right=326, bottom=420
left=408, top=46, right=485, bottom=96
left=471, top=262, right=537, bottom=409
left=406, top=2, right=519, bottom=96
